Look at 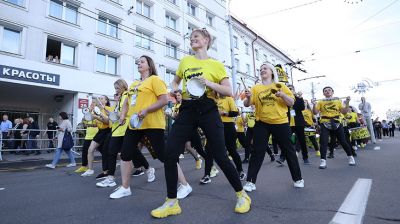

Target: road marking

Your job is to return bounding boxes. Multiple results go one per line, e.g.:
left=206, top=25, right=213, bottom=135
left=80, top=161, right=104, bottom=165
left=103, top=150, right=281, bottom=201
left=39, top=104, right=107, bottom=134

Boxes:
left=0, top=188, right=5, bottom=191
left=373, top=146, right=381, bottom=150
left=329, top=178, right=372, bottom=224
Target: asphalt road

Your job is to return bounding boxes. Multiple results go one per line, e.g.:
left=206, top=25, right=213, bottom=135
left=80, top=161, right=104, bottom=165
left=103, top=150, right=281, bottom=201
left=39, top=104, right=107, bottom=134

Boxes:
left=1, top=136, right=399, bottom=224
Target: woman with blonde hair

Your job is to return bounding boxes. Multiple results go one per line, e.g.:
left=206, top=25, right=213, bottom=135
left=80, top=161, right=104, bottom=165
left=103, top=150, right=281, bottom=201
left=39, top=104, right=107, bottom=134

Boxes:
left=243, top=63, right=304, bottom=192
left=151, top=28, right=250, bottom=218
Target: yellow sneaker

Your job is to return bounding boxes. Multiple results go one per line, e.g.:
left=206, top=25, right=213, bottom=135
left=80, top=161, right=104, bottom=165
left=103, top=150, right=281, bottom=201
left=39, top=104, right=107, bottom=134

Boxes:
left=195, top=159, right=202, bottom=170
left=74, top=166, right=88, bottom=173
left=235, top=190, right=251, bottom=214
left=151, top=198, right=182, bottom=218
left=315, top=151, right=321, bottom=157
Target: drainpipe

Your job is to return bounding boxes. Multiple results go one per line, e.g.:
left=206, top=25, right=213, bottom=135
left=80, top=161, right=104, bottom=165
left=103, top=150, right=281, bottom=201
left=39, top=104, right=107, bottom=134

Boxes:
left=251, top=34, right=258, bottom=84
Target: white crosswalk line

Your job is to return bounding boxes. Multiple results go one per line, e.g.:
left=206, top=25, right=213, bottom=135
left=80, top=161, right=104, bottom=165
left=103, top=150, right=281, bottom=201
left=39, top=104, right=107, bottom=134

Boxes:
left=329, top=178, right=372, bottom=224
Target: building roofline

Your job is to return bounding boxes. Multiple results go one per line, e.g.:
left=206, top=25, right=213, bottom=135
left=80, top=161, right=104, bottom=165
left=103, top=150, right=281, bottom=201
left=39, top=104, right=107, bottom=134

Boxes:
left=230, top=15, right=295, bottom=64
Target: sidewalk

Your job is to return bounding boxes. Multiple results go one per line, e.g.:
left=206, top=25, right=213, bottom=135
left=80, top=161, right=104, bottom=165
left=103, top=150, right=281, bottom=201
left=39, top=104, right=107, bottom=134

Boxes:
left=0, top=150, right=102, bottom=169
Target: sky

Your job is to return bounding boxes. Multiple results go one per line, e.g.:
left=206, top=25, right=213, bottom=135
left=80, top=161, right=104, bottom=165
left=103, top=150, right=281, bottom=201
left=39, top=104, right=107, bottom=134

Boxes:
left=230, top=0, right=400, bottom=120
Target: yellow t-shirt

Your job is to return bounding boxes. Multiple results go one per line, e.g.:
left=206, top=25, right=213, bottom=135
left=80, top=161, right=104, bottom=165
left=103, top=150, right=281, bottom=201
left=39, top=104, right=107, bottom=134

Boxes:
left=302, top=109, right=314, bottom=126
left=235, top=116, right=245, bottom=132
left=217, top=96, right=238, bottom=123
left=127, top=76, right=167, bottom=130
left=250, top=82, right=294, bottom=124
left=111, top=93, right=129, bottom=137
left=84, top=120, right=99, bottom=140
left=345, top=112, right=358, bottom=124
left=96, top=106, right=111, bottom=129
left=246, top=112, right=256, bottom=128
left=315, top=99, right=343, bottom=123
left=177, top=56, right=228, bottom=100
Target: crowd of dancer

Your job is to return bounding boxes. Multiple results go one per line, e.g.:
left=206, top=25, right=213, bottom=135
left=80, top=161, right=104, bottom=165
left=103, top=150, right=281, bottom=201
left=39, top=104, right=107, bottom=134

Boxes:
left=43, top=28, right=381, bottom=219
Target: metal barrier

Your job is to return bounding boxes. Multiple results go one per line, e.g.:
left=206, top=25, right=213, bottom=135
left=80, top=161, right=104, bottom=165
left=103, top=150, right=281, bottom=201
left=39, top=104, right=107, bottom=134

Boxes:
left=0, top=128, right=86, bottom=161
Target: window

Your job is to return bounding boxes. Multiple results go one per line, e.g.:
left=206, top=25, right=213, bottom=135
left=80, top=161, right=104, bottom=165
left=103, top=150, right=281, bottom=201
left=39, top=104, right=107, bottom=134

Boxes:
left=135, top=31, right=151, bottom=50
left=187, top=2, right=196, bottom=16
left=255, top=49, right=259, bottom=60
left=167, top=0, right=176, bottom=4
left=211, top=36, right=217, bottom=50
left=165, top=69, right=175, bottom=85
left=206, top=13, right=214, bottom=27
left=98, top=16, right=118, bottom=38
left=166, top=41, right=178, bottom=59
left=136, top=0, right=151, bottom=18
left=165, top=14, right=177, bottom=30
left=3, top=0, right=24, bottom=6
left=45, top=38, right=76, bottom=66
left=49, top=0, right=78, bottom=24
left=234, top=58, right=239, bottom=71
left=246, top=64, right=250, bottom=75
left=97, top=52, right=117, bottom=75
left=245, top=42, right=249, bottom=55
left=263, top=54, right=268, bottom=62
left=233, top=36, right=238, bottom=49
left=1, top=27, right=21, bottom=54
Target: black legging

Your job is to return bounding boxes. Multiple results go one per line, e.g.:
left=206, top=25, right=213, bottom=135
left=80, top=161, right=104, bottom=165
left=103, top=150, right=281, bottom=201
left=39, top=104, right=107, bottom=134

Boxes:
left=81, top=139, right=91, bottom=166
left=291, top=126, right=308, bottom=160
left=237, top=132, right=252, bottom=159
left=319, top=124, right=352, bottom=160
left=107, top=137, right=124, bottom=176
left=120, top=129, right=165, bottom=167
left=247, top=121, right=302, bottom=184
left=164, top=98, right=243, bottom=198
left=223, top=122, right=243, bottom=173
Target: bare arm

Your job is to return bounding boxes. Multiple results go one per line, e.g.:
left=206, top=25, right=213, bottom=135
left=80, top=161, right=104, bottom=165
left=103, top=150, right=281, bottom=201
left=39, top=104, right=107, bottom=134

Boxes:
left=243, top=89, right=252, bottom=107
left=171, top=76, right=181, bottom=93
left=276, top=91, right=295, bottom=107
left=340, top=97, right=351, bottom=114
left=118, top=97, right=129, bottom=125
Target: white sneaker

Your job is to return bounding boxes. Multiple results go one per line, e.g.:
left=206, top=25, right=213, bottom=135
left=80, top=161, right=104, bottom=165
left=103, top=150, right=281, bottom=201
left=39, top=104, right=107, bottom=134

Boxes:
left=66, top=163, right=76, bottom=167
left=294, top=179, right=305, bottom=188
left=319, top=159, right=327, bottom=169
left=109, top=186, right=131, bottom=199
left=348, top=156, right=356, bottom=166
left=81, top=169, right=94, bottom=177
left=210, top=166, right=219, bottom=178
left=179, top=154, right=184, bottom=159
left=146, top=167, right=155, bottom=182
left=96, top=177, right=117, bottom=188
left=177, top=183, right=192, bottom=199
left=45, top=164, right=55, bottom=169
left=243, top=182, right=256, bottom=192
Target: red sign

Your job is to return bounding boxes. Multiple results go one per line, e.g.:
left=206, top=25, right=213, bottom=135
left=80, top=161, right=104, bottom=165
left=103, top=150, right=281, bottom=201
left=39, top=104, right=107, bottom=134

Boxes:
left=78, top=99, right=89, bottom=109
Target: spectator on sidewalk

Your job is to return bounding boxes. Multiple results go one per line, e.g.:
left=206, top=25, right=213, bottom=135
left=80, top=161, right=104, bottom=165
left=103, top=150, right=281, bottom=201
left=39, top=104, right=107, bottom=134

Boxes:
left=382, top=120, right=389, bottom=137
left=373, top=118, right=382, bottom=140
left=358, top=97, right=376, bottom=144
left=389, top=121, right=395, bottom=137
left=21, top=118, right=30, bottom=154
left=26, top=117, right=40, bottom=155
left=1, top=114, right=13, bottom=149
left=46, top=117, right=58, bottom=152
left=46, top=112, right=76, bottom=169
left=12, top=118, right=23, bottom=154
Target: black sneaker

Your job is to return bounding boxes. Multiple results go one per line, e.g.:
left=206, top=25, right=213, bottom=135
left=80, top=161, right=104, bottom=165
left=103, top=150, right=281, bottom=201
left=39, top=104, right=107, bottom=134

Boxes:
left=200, top=175, right=211, bottom=185
left=242, top=158, right=249, bottom=164
left=96, top=172, right=108, bottom=180
left=327, top=152, right=334, bottom=159
left=132, top=169, right=145, bottom=177
left=270, top=154, right=276, bottom=162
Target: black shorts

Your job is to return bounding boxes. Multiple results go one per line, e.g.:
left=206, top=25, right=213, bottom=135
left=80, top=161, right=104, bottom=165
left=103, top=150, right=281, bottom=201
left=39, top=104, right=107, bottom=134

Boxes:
left=93, top=128, right=111, bottom=145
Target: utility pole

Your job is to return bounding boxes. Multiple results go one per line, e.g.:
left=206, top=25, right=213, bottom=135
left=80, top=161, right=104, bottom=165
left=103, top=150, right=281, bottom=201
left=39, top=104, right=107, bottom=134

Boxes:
left=227, top=0, right=238, bottom=96
left=311, top=82, right=315, bottom=99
